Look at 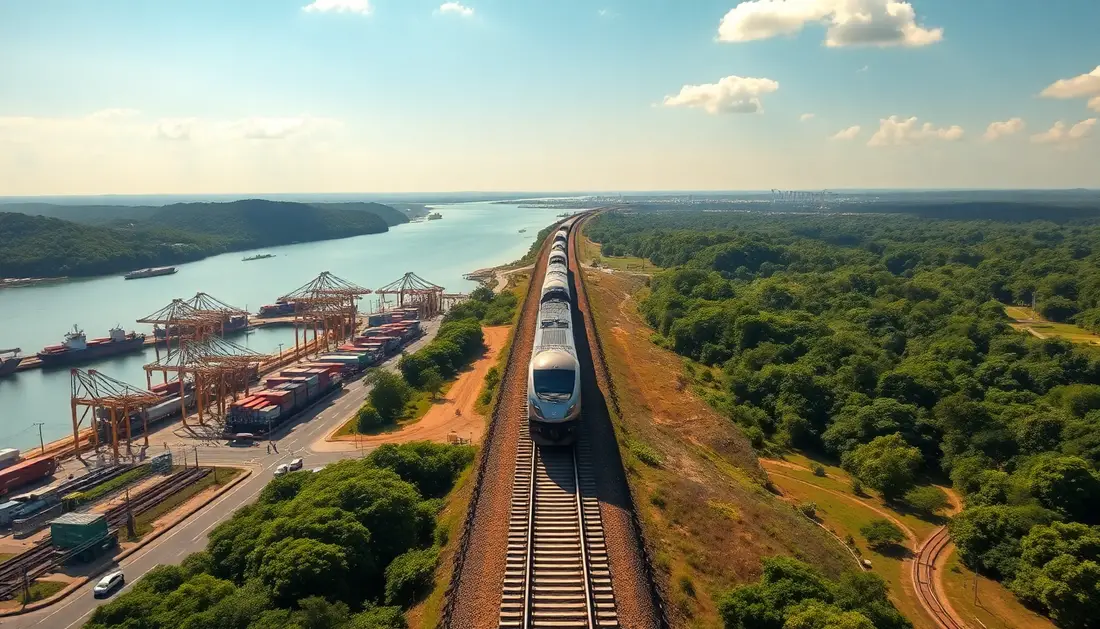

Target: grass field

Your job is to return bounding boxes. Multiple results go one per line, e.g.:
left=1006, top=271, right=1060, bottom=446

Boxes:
left=1004, top=305, right=1100, bottom=344
left=15, top=579, right=66, bottom=604
left=764, top=472, right=935, bottom=629
left=120, top=466, right=244, bottom=542
left=334, top=386, right=447, bottom=438
left=941, top=551, right=1056, bottom=629
left=579, top=237, right=654, bottom=274
left=581, top=263, right=852, bottom=627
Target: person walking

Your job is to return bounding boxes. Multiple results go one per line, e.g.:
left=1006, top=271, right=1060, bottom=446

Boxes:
left=267, top=444, right=271, bottom=455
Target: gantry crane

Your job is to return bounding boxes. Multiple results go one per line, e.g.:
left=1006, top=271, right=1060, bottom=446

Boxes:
left=280, top=271, right=371, bottom=357
left=142, top=336, right=268, bottom=429
left=376, top=272, right=446, bottom=319
left=70, top=369, right=161, bottom=462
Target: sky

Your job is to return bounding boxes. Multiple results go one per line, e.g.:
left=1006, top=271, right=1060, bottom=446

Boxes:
left=1, top=0, right=1099, bottom=195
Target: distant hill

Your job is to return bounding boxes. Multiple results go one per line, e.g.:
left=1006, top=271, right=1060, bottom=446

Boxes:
left=307, top=202, right=409, bottom=226
left=0, top=199, right=393, bottom=279
left=0, top=199, right=408, bottom=227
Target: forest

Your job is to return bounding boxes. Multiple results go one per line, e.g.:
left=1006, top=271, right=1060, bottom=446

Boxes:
left=84, top=441, right=475, bottom=629
left=587, top=207, right=1100, bottom=627
left=0, top=200, right=400, bottom=279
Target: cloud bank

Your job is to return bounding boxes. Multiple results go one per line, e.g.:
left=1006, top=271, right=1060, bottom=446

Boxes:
left=830, top=125, right=861, bottom=140
left=983, top=118, right=1025, bottom=141
left=717, top=0, right=943, bottom=48
left=302, top=0, right=372, bottom=15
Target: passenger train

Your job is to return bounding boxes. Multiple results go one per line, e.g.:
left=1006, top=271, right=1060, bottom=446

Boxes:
left=528, top=217, right=583, bottom=446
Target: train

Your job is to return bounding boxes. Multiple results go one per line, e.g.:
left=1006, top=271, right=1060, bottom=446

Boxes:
left=527, top=217, right=583, bottom=446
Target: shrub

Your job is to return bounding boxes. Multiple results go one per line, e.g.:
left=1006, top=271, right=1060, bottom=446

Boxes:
left=860, top=519, right=905, bottom=550
left=744, top=426, right=766, bottom=450
left=368, top=371, right=413, bottom=423
left=851, top=478, right=865, bottom=496
left=812, top=464, right=826, bottom=477
left=904, top=486, right=950, bottom=516
left=631, top=442, right=662, bottom=467
left=797, top=502, right=818, bottom=519
left=384, top=547, right=439, bottom=607
left=357, top=403, right=385, bottom=432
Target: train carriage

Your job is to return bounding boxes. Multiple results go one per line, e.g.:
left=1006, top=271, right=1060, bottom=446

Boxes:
left=529, top=218, right=582, bottom=446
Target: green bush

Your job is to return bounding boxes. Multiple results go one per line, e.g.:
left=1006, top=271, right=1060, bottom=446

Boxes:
left=631, top=442, right=662, bottom=467
left=904, top=486, right=950, bottom=516
left=367, top=371, right=413, bottom=423
left=384, top=547, right=439, bottom=607
left=860, top=519, right=905, bottom=550
left=356, top=403, right=384, bottom=432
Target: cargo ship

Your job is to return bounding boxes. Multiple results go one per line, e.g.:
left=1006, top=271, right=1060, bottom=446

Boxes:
left=257, top=299, right=300, bottom=318
left=154, top=314, right=249, bottom=340
left=123, top=266, right=177, bottom=280
left=427, top=212, right=443, bottom=221
left=0, top=349, right=22, bottom=377
left=36, top=326, right=147, bottom=367
left=242, top=254, right=276, bottom=262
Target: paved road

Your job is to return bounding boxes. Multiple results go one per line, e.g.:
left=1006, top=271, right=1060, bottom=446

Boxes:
left=7, top=320, right=442, bottom=629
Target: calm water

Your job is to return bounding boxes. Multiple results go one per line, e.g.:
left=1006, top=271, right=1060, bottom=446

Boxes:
left=0, top=202, right=562, bottom=451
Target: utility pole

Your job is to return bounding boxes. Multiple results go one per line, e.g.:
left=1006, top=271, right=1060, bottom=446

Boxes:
left=33, top=422, right=45, bottom=455
left=21, top=566, right=30, bottom=605
left=192, top=445, right=200, bottom=469
left=124, top=487, right=136, bottom=539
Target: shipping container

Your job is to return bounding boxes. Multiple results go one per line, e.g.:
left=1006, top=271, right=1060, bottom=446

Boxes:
left=0, top=457, right=57, bottom=496
left=50, top=512, right=109, bottom=550
left=0, top=448, right=21, bottom=469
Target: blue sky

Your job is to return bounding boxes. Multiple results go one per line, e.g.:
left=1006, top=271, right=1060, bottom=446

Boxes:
left=1, top=0, right=1098, bottom=194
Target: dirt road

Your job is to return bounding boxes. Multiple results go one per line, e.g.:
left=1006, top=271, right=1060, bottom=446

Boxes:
left=315, top=325, right=510, bottom=450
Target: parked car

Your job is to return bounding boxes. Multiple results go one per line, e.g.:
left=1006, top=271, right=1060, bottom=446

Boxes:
left=274, top=464, right=290, bottom=476
left=289, top=458, right=304, bottom=471
left=93, top=571, right=124, bottom=598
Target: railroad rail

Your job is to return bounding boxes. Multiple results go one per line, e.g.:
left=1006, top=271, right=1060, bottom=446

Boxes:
left=913, top=525, right=968, bottom=629
left=500, top=414, right=618, bottom=629
left=0, top=467, right=211, bottom=601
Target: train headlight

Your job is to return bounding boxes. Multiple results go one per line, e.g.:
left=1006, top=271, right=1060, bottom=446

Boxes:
left=567, top=403, right=577, bottom=417
left=531, top=404, right=544, bottom=419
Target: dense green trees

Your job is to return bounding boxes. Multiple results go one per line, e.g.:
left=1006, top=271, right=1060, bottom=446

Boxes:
left=398, top=319, right=485, bottom=387
left=85, top=442, right=473, bottom=629
left=444, top=286, right=518, bottom=326
left=0, top=199, right=394, bottom=279
left=588, top=208, right=1100, bottom=626
left=860, top=520, right=906, bottom=550
left=718, top=556, right=910, bottom=629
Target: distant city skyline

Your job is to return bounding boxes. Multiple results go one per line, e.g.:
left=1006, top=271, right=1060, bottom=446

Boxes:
left=1, top=0, right=1099, bottom=194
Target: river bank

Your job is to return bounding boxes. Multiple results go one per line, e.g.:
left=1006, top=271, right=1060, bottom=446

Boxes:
left=0, top=202, right=564, bottom=452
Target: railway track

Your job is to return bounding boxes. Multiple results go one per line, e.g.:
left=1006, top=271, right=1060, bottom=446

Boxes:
left=0, top=467, right=210, bottom=601
left=499, top=415, right=618, bottom=628
left=913, top=525, right=968, bottom=629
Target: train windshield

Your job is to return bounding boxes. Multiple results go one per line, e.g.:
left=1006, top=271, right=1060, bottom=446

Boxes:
left=533, top=369, right=575, bottom=400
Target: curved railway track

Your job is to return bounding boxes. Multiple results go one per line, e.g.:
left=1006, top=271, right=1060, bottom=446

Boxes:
left=913, top=525, right=968, bottom=629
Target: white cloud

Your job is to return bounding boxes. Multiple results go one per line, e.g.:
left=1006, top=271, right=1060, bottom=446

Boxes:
left=800, top=113, right=816, bottom=122
left=830, top=125, right=861, bottom=140
left=1041, top=66, right=1100, bottom=100
left=438, top=2, right=474, bottom=17
left=982, top=118, right=1025, bottom=141
left=156, top=118, right=196, bottom=141
left=867, top=115, right=964, bottom=147
left=857, top=64, right=869, bottom=72
left=87, top=108, right=141, bottom=121
left=1091, top=96, right=1100, bottom=112
left=1031, top=118, right=1097, bottom=146
left=598, top=8, right=617, bottom=18
left=302, top=0, right=372, bottom=14
left=717, top=0, right=943, bottom=48
left=663, top=75, right=779, bottom=115
left=233, top=116, right=338, bottom=140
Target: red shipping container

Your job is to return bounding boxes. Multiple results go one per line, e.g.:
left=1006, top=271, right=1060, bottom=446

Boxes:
left=0, top=457, right=58, bottom=496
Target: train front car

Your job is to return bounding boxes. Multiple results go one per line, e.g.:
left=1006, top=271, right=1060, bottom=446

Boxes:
left=528, top=298, right=581, bottom=446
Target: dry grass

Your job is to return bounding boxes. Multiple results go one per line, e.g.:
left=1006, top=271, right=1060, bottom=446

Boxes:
left=407, top=462, right=476, bottom=629
left=582, top=266, right=852, bottom=628
left=941, top=550, right=1056, bottom=629
left=580, top=237, right=655, bottom=275
left=1004, top=305, right=1100, bottom=345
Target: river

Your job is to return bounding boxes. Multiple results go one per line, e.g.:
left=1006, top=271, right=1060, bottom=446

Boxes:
left=0, top=202, right=564, bottom=451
